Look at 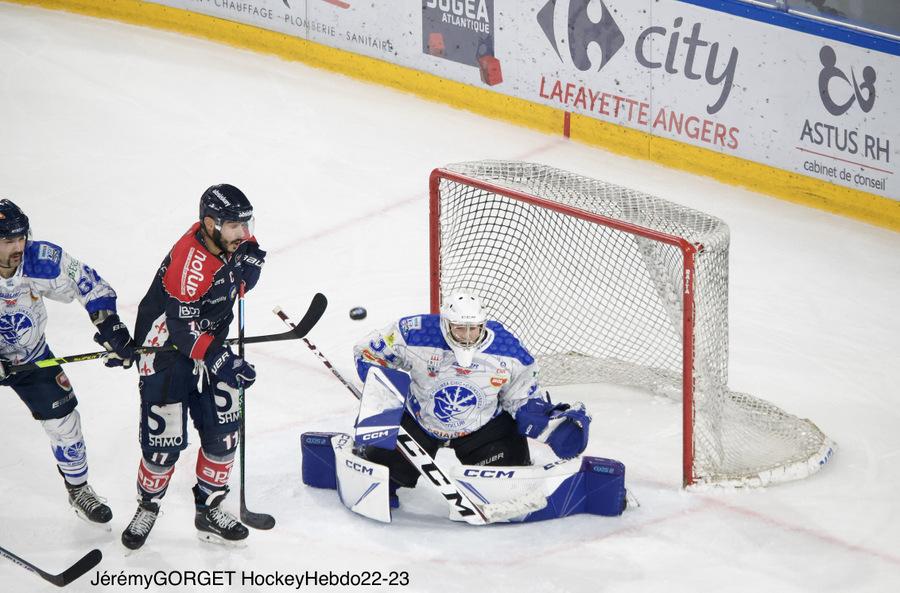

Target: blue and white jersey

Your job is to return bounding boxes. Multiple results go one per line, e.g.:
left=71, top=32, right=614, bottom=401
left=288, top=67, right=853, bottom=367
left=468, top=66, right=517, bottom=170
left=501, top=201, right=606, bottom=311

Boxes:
left=0, top=241, right=118, bottom=365
left=353, top=314, right=541, bottom=440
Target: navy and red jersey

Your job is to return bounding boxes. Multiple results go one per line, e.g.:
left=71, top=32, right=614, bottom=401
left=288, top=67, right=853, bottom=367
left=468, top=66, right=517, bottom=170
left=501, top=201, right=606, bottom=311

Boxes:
left=134, top=222, right=261, bottom=376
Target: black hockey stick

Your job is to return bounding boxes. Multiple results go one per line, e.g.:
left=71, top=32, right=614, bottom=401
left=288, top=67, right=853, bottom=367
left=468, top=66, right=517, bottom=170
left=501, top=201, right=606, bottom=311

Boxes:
left=237, top=285, right=276, bottom=530
left=7, top=293, right=329, bottom=375
left=0, top=544, right=101, bottom=587
left=273, top=306, right=506, bottom=525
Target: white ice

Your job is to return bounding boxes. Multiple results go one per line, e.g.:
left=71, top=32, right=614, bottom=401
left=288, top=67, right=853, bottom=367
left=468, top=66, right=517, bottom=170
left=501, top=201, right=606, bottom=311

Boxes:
left=1, top=3, right=899, bottom=592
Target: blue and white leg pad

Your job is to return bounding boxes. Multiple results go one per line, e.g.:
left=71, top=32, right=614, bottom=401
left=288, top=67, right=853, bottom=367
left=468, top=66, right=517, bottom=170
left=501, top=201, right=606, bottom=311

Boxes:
left=354, top=367, right=409, bottom=450
left=301, top=431, right=627, bottom=523
left=451, top=456, right=627, bottom=522
left=524, top=457, right=626, bottom=521
left=301, top=432, right=391, bottom=523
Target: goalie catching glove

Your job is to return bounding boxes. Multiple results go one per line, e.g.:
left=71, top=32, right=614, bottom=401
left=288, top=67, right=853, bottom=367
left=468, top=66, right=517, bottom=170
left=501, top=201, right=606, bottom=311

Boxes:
left=92, top=311, right=136, bottom=368
left=515, top=398, right=591, bottom=459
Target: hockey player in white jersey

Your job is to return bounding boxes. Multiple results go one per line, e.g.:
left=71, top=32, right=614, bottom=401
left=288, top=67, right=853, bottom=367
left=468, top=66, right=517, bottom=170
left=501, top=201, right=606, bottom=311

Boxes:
left=352, top=291, right=591, bottom=507
left=0, top=199, right=135, bottom=525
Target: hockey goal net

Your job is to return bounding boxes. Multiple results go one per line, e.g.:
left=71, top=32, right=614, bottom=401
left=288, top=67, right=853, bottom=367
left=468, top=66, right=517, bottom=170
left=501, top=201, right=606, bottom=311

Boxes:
left=429, top=161, right=834, bottom=487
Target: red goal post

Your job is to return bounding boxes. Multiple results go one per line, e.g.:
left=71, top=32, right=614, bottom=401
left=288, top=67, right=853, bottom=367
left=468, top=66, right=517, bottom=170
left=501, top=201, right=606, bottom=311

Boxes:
left=428, top=161, right=834, bottom=487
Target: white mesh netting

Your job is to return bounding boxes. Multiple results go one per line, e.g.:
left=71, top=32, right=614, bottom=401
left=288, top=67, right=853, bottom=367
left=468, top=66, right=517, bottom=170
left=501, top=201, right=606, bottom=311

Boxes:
left=432, top=161, right=834, bottom=487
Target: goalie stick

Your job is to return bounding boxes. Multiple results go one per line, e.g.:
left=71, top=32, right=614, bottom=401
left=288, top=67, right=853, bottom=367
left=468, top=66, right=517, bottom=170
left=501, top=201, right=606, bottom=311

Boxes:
left=273, top=306, right=545, bottom=524
left=7, top=293, right=329, bottom=375
left=0, top=544, right=101, bottom=587
left=237, top=285, right=277, bottom=530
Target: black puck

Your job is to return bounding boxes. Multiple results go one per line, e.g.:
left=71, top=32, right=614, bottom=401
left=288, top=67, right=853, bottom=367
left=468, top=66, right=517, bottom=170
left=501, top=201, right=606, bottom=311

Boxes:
left=349, top=306, right=367, bottom=320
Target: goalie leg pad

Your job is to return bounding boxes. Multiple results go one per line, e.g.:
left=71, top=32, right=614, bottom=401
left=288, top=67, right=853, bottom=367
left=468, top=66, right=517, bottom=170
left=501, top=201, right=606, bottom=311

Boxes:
left=452, top=456, right=627, bottom=523
left=301, top=432, right=392, bottom=522
left=332, top=433, right=392, bottom=523
left=354, top=367, right=410, bottom=451
left=583, top=457, right=627, bottom=516
left=524, top=456, right=626, bottom=521
left=362, top=412, right=443, bottom=491
left=301, top=432, right=339, bottom=489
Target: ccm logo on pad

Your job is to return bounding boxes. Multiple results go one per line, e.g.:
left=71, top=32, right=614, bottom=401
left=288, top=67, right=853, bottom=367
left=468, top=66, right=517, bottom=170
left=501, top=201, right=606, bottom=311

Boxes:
left=361, top=430, right=390, bottom=441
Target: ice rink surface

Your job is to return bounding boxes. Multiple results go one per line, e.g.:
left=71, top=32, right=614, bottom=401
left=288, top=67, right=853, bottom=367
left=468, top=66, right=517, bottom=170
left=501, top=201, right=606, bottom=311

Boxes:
left=1, top=3, right=899, bottom=592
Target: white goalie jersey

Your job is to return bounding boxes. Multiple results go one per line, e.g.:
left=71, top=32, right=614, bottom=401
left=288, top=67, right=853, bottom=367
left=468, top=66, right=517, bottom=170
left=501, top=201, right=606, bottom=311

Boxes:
left=353, top=314, right=541, bottom=440
left=0, top=240, right=119, bottom=365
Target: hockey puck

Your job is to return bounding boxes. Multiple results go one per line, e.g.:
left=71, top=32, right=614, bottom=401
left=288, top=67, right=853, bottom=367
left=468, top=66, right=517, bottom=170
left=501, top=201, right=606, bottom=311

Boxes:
left=349, top=306, right=367, bottom=320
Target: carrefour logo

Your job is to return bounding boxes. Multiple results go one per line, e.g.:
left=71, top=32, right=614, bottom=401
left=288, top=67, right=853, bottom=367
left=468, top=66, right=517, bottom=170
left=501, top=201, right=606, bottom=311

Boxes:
left=432, top=382, right=479, bottom=427
left=537, top=0, right=739, bottom=114
left=0, top=312, right=34, bottom=345
left=537, top=0, right=623, bottom=72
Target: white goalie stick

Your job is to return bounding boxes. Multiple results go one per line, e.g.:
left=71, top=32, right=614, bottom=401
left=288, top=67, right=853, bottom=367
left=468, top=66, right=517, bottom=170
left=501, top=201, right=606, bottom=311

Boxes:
left=273, top=306, right=546, bottom=525
left=0, top=544, right=101, bottom=587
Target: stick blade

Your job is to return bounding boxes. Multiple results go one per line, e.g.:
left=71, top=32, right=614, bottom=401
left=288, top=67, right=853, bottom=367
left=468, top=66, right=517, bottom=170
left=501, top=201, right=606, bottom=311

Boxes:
left=50, top=548, right=102, bottom=587
left=240, top=509, right=276, bottom=530
left=289, top=292, right=328, bottom=338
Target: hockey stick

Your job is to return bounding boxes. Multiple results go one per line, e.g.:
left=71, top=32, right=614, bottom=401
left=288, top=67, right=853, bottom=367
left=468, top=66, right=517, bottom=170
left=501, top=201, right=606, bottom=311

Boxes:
left=7, top=293, right=329, bottom=375
left=237, top=285, right=276, bottom=530
left=0, top=544, right=101, bottom=587
left=273, top=307, right=544, bottom=524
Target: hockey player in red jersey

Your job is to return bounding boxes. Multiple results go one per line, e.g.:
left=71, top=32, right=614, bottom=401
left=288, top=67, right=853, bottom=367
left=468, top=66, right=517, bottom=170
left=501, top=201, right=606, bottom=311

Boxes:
left=121, top=184, right=265, bottom=550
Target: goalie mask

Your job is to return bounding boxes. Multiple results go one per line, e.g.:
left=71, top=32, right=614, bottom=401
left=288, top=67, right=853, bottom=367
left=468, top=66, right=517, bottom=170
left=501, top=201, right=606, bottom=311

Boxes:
left=440, top=292, right=487, bottom=368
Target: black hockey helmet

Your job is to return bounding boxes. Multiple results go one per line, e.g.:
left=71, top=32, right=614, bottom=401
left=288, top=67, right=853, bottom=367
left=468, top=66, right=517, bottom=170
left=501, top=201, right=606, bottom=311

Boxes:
left=199, top=184, right=254, bottom=225
left=0, top=199, right=30, bottom=239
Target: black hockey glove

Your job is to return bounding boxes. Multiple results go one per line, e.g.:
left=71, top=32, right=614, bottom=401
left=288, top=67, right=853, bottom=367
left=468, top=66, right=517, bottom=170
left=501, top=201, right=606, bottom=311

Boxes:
left=92, top=312, right=136, bottom=369
left=237, top=241, right=266, bottom=292
left=204, top=344, right=256, bottom=390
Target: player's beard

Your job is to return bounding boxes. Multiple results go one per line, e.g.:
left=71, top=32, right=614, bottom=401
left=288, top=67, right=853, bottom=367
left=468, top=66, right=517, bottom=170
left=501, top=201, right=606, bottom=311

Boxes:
left=0, top=250, right=23, bottom=270
left=225, top=238, right=243, bottom=253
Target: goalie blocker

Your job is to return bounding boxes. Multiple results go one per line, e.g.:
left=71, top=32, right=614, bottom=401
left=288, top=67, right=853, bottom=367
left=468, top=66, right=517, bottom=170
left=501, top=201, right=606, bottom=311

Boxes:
left=300, top=431, right=626, bottom=523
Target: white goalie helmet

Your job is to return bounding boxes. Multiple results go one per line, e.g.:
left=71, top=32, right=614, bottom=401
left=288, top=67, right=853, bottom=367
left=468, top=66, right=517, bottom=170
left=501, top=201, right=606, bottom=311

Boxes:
left=440, top=291, right=488, bottom=368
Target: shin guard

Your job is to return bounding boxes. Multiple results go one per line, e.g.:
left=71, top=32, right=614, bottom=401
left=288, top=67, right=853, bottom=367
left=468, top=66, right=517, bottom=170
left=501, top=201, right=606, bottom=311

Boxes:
left=137, top=457, right=175, bottom=501
left=195, top=448, right=235, bottom=499
left=42, top=410, right=88, bottom=486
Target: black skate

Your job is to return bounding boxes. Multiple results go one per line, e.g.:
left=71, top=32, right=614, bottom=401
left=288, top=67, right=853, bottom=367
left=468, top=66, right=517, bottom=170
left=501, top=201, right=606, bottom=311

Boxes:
left=121, top=500, right=160, bottom=551
left=194, top=486, right=248, bottom=546
left=66, top=482, right=112, bottom=526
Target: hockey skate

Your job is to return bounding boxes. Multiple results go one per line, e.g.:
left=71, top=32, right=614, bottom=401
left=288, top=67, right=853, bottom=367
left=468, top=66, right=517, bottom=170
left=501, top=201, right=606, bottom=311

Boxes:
left=121, top=500, right=160, bottom=551
left=193, top=486, right=248, bottom=546
left=66, top=482, right=112, bottom=527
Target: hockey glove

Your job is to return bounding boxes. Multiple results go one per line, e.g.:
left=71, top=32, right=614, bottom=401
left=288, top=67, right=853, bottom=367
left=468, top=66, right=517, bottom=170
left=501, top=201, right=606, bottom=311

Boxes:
left=0, top=359, right=9, bottom=382
left=92, top=312, right=136, bottom=369
left=515, top=398, right=569, bottom=438
left=237, top=241, right=266, bottom=292
left=515, top=398, right=591, bottom=459
left=544, top=404, right=591, bottom=459
left=204, top=345, right=256, bottom=389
